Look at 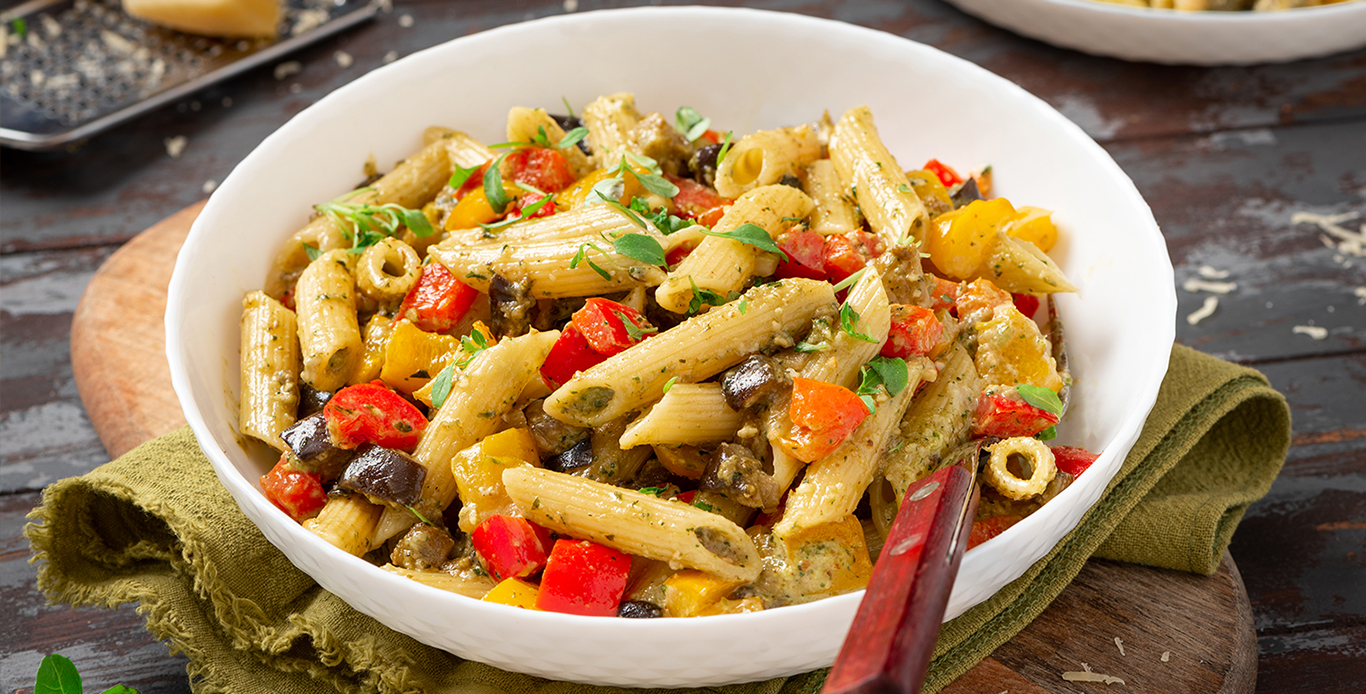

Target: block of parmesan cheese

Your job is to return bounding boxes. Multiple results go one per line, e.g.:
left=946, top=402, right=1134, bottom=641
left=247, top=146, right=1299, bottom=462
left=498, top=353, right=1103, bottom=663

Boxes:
left=122, top=0, right=280, bottom=38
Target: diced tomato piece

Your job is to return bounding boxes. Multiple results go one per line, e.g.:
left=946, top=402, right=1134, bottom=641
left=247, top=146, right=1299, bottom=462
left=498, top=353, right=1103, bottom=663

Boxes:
left=540, top=325, right=609, bottom=389
left=472, top=515, right=551, bottom=581
left=666, top=241, right=697, bottom=267
left=535, top=539, right=631, bottom=616
left=452, top=163, right=489, bottom=201
left=511, top=190, right=557, bottom=219
left=1012, top=293, right=1041, bottom=319
left=675, top=490, right=697, bottom=504
left=324, top=381, right=428, bottom=451
left=882, top=305, right=944, bottom=358
left=784, top=377, right=870, bottom=463
left=823, top=234, right=869, bottom=284
left=972, top=393, right=1059, bottom=438
left=260, top=454, right=327, bottom=522
left=1052, top=446, right=1099, bottom=477
left=775, top=228, right=828, bottom=280
left=924, top=159, right=964, bottom=189
left=926, top=275, right=959, bottom=312
left=668, top=175, right=730, bottom=221
left=967, top=515, right=1022, bottom=550
left=697, top=203, right=732, bottom=228
left=507, top=148, right=576, bottom=194
left=701, top=129, right=723, bottom=145
left=397, top=263, right=479, bottom=332
left=571, top=298, right=656, bottom=356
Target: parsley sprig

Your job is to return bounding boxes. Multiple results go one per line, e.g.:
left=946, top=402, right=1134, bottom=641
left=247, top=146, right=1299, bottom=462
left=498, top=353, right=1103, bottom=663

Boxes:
left=313, top=187, right=434, bottom=253
left=1017, top=384, right=1064, bottom=441
left=675, top=106, right=711, bottom=142
left=686, top=276, right=732, bottom=315
left=856, top=356, right=910, bottom=413
left=838, top=302, right=879, bottom=344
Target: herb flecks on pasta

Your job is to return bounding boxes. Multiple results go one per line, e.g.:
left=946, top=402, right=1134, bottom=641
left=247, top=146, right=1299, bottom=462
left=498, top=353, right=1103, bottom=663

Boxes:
left=241, top=96, right=1091, bottom=618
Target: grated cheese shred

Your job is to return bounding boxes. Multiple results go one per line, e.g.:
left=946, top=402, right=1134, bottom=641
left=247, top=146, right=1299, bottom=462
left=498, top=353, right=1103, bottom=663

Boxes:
left=1061, top=662, right=1126, bottom=685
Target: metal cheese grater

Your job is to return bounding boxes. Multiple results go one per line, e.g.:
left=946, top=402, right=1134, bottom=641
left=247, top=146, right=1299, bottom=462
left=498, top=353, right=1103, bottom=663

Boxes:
left=0, top=0, right=379, bottom=150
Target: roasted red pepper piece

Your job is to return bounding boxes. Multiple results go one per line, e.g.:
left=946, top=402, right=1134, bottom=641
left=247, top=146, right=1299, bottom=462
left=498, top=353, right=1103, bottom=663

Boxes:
left=571, top=298, right=656, bottom=356
left=472, top=515, right=551, bottom=581
left=324, top=381, right=428, bottom=451
left=822, top=231, right=881, bottom=283
left=452, top=163, right=490, bottom=201
left=967, top=514, right=1022, bottom=550
left=511, top=190, right=557, bottom=219
left=668, top=175, right=730, bottom=221
left=540, top=324, right=609, bottom=389
left=1052, top=446, right=1099, bottom=477
left=260, top=453, right=327, bottom=522
left=535, top=539, right=631, bottom=616
left=697, top=203, right=732, bottom=228
left=972, top=392, right=1059, bottom=438
left=1011, top=292, right=1041, bottom=319
left=775, top=227, right=828, bottom=280
left=928, top=275, right=960, bottom=313
left=783, top=377, right=870, bottom=463
left=506, top=148, right=576, bottom=193
left=924, top=158, right=964, bottom=188
left=881, top=305, right=944, bottom=358
left=398, top=263, right=479, bottom=332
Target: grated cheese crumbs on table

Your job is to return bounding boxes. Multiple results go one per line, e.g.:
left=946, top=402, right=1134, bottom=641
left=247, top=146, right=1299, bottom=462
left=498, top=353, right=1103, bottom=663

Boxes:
left=564, top=0, right=579, bottom=10
left=334, top=50, right=353, bottom=68
left=202, top=179, right=217, bottom=194
left=1162, top=651, right=1171, bottom=662
left=164, top=135, right=187, bottom=158
left=1187, top=296, right=1218, bottom=325
left=383, top=50, right=399, bottom=63
left=291, top=8, right=330, bottom=36
left=398, top=14, right=415, bottom=27
left=1293, top=325, right=1328, bottom=340
left=376, top=0, right=393, bottom=12
left=1198, top=265, right=1230, bottom=279
left=274, top=60, right=302, bottom=80
left=1114, top=636, right=1126, bottom=656
left=289, top=83, right=302, bottom=94
left=1354, top=287, right=1366, bottom=305
left=1062, top=663, right=1125, bottom=685
left=1183, top=278, right=1237, bottom=294
left=1293, top=211, right=1365, bottom=257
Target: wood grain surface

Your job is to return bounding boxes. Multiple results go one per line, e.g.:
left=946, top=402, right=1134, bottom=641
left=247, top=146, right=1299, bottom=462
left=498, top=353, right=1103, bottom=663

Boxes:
left=2, top=0, right=1363, bottom=693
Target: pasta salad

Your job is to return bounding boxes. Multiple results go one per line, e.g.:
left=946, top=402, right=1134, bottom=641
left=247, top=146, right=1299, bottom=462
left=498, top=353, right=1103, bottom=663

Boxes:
left=238, top=95, right=1098, bottom=617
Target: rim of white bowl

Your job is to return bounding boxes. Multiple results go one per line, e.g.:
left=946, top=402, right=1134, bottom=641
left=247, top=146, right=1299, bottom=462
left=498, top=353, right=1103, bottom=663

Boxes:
left=166, top=2, right=1175, bottom=673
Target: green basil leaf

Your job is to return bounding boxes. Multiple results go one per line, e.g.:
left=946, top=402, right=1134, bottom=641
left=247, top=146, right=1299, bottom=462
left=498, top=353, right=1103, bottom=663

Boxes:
left=448, top=162, right=480, bottom=190
left=864, top=356, right=909, bottom=397
left=100, top=686, right=141, bottom=694
left=624, top=151, right=662, bottom=174
left=613, top=233, right=667, bottom=267
left=36, top=654, right=81, bottom=694
left=430, top=362, right=456, bottom=409
left=859, top=393, right=877, bottom=414
left=701, top=223, right=787, bottom=261
left=303, top=243, right=322, bottom=262
left=556, top=126, right=590, bottom=150
left=675, top=106, right=711, bottom=142
left=738, top=297, right=749, bottom=315
left=585, top=258, right=611, bottom=281
left=634, top=171, right=680, bottom=199
left=484, top=153, right=512, bottom=214
left=839, top=302, right=879, bottom=343
left=614, top=309, right=658, bottom=342
left=662, top=376, right=677, bottom=394
left=402, top=208, right=434, bottom=237
left=1035, top=426, right=1057, bottom=441
left=587, top=177, right=626, bottom=206
left=532, top=125, right=550, bottom=147
left=1017, top=384, right=1064, bottom=415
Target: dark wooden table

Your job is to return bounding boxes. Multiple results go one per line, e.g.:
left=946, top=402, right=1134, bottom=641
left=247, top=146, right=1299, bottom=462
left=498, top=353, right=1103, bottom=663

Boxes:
left=3, top=1, right=1364, bottom=692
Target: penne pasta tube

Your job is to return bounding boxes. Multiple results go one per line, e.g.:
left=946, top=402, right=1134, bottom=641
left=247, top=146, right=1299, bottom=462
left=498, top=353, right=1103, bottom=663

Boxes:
left=714, top=125, right=820, bottom=198
left=773, top=361, right=931, bottom=539
left=428, top=235, right=667, bottom=299
left=304, top=492, right=382, bottom=556
left=619, top=384, right=743, bottom=449
left=427, top=126, right=497, bottom=169
left=438, top=203, right=665, bottom=252
left=265, top=135, right=455, bottom=297
left=583, top=93, right=642, bottom=170
left=294, top=250, right=361, bottom=392
left=544, top=278, right=837, bottom=427
left=806, top=159, right=860, bottom=236
left=503, top=467, right=762, bottom=582
left=884, top=340, right=980, bottom=503
left=655, top=184, right=815, bottom=314
left=829, top=105, right=927, bottom=247
left=239, top=291, right=300, bottom=451
left=382, top=564, right=497, bottom=598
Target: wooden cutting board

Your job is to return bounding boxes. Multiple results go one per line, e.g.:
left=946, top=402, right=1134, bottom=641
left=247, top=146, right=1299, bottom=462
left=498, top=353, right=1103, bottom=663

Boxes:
left=69, top=204, right=1256, bottom=694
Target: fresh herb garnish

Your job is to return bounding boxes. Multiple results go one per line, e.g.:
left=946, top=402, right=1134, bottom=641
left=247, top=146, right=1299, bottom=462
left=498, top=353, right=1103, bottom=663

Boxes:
left=738, top=297, right=749, bottom=315
left=662, top=376, right=677, bottom=394
left=629, top=198, right=693, bottom=235
left=638, top=486, right=668, bottom=497
left=483, top=153, right=513, bottom=214
left=622, top=153, right=679, bottom=198
left=429, top=362, right=455, bottom=409
left=614, top=310, right=658, bottom=342
left=314, top=188, right=434, bottom=252
left=693, top=500, right=716, bottom=512
left=715, top=131, right=734, bottom=165
left=303, top=243, right=322, bottom=262
left=675, top=106, right=711, bottom=142
left=700, top=222, right=787, bottom=261
left=407, top=505, right=436, bottom=526
left=831, top=267, right=866, bottom=293
left=34, top=653, right=140, bottom=694
left=570, top=242, right=613, bottom=280
left=839, top=302, right=879, bottom=344
left=794, top=341, right=828, bottom=353
left=561, top=96, right=575, bottom=117
left=856, top=357, right=910, bottom=413
left=1017, top=384, right=1063, bottom=415
left=1036, top=426, right=1057, bottom=441
left=10, top=17, right=26, bottom=38
left=612, top=233, right=667, bottom=267
left=448, top=162, right=480, bottom=190
left=686, top=276, right=729, bottom=315
left=897, top=183, right=913, bottom=194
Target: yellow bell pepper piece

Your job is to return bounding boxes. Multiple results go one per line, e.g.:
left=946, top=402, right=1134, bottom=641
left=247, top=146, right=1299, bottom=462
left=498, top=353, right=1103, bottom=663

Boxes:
left=974, top=304, right=1064, bottom=392
left=379, top=320, right=461, bottom=394
left=451, top=427, right=540, bottom=533
left=446, top=184, right=519, bottom=231
left=410, top=321, right=497, bottom=407
left=347, top=314, right=393, bottom=385
left=904, top=169, right=953, bottom=217
left=1004, top=206, right=1058, bottom=253
left=924, top=198, right=1016, bottom=280
left=554, top=166, right=645, bottom=209
left=662, top=570, right=745, bottom=618
left=482, top=578, right=541, bottom=609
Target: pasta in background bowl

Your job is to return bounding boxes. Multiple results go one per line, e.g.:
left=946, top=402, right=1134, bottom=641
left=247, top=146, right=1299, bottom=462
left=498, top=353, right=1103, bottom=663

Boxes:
left=944, top=0, right=1366, bottom=64
left=166, top=7, right=1175, bottom=686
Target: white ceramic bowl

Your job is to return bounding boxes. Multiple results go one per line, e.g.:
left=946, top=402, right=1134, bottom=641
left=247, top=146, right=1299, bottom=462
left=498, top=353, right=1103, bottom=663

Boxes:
left=166, top=7, right=1175, bottom=687
left=945, top=0, right=1366, bottom=65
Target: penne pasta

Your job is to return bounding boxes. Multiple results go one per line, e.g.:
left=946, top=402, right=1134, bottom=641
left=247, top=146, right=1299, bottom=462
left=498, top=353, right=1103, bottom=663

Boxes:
left=883, top=340, right=981, bottom=503
left=503, top=467, right=762, bottom=582
left=583, top=93, right=642, bottom=170
left=238, top=291, right=300, bottom=451
left=829, top=105, right=927, bottom=248
left=304, top=492, right=382, bottom=556
left=506, top=106, right=593, bottom=179
left=805, top=159, right=860, bottom=236
left=428, top=234, right=667, bottom=299
left=714, top=125, right=820, bottom=198
left=294, top=250, right=362, bottom=392
left=619, top=384, right=743, bottom=449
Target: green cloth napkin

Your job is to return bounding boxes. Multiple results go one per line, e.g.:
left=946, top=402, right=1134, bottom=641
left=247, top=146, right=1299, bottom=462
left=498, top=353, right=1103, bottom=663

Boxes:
left=25, top=344, right=1290, bottom=694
